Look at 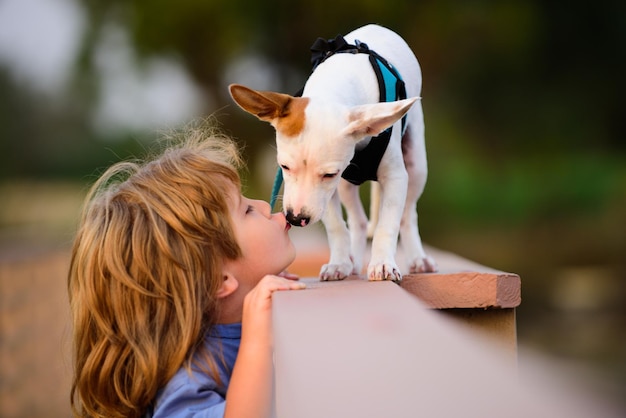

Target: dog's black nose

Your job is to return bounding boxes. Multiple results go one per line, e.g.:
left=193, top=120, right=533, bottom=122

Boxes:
left=286, top=209, right=310, bottom=227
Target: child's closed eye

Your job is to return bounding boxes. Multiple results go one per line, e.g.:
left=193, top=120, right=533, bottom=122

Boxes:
left=246, top=205, right=254, bottom=214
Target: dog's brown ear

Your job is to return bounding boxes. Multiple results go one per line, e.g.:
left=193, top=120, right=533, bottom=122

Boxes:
left=229, top=84, right=293, bottom=122
left=229, top=84, right=309, bottom=137
left=342, top=97, right=418, bottom=139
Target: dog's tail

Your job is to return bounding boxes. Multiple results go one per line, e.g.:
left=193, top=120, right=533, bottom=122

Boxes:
left=366, top=182, right=381, bottom=238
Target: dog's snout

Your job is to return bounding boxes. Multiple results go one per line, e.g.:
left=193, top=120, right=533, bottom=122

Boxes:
left=286, top=209, right=311, bottom=227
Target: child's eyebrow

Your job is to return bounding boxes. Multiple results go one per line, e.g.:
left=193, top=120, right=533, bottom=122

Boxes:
left=227, top=188, right=243, bottom=213
left=235, top=192, right=244, bottom=212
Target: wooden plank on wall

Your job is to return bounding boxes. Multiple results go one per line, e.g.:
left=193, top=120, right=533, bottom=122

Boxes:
left=400, top=246, right=522, bottom=309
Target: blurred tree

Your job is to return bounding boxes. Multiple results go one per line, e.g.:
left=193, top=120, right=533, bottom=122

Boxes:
left=79, top=0, right=420, bottom=97
left=2, top=0, right=625, bottom=193
left=75, top=0, right=626, bottom=151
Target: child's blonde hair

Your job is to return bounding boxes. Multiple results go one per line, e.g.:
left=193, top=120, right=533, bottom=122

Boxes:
left=68, top=122, right=244, bottom=417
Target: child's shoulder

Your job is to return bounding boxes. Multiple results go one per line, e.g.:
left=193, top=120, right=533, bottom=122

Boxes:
left=151, top=364, right=228, bottom=417
left=208, top=323, right=242, bottom=340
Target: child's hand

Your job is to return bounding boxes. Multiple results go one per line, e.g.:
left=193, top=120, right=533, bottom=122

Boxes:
left=241, top=275, right=305, bottom=347
left=227, top=276, right=305, bottom=418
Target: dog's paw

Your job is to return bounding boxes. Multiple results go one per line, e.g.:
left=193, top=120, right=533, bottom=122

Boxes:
left=367, top=262, right=402, bottom=282
left=408, top=256, right=438, bottom=273
left=319, top=263, right=353, bottom=281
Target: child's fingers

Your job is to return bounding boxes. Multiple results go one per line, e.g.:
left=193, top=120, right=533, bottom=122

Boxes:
left=278, top=270, right=300, bottom=281
left=244, top=276, right=305, bottom=314
left=249, top=276, right=305, bottom=301
left=261, top=275, right=306, bottom=292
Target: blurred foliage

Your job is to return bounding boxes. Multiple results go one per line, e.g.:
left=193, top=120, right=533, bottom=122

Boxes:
left=76, top=0, right=626, bottom=150
left=2, top=0, right=625, bottom=261
left=2, top=0, right=625, bottom=177
left=1, top=0, right=624, bottom=237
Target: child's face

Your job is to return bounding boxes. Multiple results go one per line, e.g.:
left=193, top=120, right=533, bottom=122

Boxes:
left=224, top=186, right=296, bottom=285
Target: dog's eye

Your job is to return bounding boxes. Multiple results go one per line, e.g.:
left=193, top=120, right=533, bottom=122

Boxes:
left=322, top=172, right=339, bottom=179
left=280, top=164, right=290, bottom=171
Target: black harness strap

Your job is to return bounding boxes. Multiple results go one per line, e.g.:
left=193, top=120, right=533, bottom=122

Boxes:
left=271, top=34, right=407, bottom=205
left=307, top=35, right=407, bottom=185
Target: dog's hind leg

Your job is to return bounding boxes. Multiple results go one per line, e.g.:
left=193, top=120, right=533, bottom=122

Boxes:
left=366, top=182, right=381, bottom=239
left=338, top=179, right=368, bottom=275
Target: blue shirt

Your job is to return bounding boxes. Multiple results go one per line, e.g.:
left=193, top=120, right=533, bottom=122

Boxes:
left=149, top=323, right=242, bottom=417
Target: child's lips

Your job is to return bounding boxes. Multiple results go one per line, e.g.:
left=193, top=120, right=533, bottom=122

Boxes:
left=285, top=222, right=291, bottom=231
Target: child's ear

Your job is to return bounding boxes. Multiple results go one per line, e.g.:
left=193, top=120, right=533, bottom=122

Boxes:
left=216, top=274, right=239, bottom=299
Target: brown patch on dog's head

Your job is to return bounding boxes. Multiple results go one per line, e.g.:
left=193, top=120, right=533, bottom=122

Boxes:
left=275, top=97, right=309, bottom=138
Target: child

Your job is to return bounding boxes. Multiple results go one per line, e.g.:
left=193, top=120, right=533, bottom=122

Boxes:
left=68, top=121, right=305, bottom=418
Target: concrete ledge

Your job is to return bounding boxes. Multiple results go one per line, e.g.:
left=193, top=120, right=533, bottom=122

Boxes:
left=273, top=247, right=620, bottom=417
left=271, top=276, right=609, bottom=418
left=289, top=246, right=522, bottom=358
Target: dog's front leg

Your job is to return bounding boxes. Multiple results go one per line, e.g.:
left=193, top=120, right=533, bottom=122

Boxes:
left=368, top=169, right=407, bottom=282
left=400, top=158, right=438, bottom=274
left=399, top=122, right=438, bottom=273
left=320, top=191, right=354, bottom=281
left=338, top=179, right=368, bottom=275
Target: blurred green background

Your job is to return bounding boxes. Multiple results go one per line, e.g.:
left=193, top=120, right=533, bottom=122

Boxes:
left=1, top=0, right=625, bottom=411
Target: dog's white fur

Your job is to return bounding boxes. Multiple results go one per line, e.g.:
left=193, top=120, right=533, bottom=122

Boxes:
left=229, top=24, right=436, bottom=281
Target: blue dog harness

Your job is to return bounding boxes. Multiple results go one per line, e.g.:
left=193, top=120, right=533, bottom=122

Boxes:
left=270, top=34, right=407, bottom=208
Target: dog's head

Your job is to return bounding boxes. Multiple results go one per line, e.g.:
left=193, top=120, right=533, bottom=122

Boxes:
left=229, top=84, right=416, bottom=226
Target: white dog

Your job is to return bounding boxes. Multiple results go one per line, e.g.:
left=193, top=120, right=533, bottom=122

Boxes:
left=229, top=24, right=436, bottom=281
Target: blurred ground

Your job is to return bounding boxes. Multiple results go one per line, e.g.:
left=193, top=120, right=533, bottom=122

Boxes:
left=0, top=249, right=72, bottom=418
